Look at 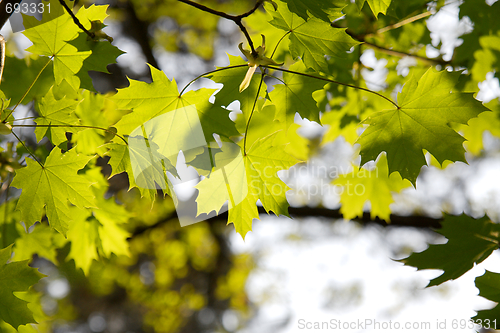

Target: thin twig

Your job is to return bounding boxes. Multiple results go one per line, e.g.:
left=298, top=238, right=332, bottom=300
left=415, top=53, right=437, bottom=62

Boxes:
left=177, top=0, right=263, bottom=55
left=264, top=65, right=399, bottom=109
left=11, top=124, right=128, bottom=145
left=11, top=130, right=43, bottom=167
left=370, top=11, right=432, bottom=36
left=58, top=0, right=95, bottom=39
left=332, top=23, right=450, bottom=66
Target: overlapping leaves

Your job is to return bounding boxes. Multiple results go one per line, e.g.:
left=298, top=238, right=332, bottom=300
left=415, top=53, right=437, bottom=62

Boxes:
left=267, top=0, right=359, bottom=72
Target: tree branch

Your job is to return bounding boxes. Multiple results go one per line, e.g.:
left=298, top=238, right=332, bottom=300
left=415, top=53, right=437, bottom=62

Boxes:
left=58, top=0, right=95, bottom=39
left=131, top=206, right=443, bottom=237
left=177, top=0, right=263, bottom=56
left=333, top=23, right=451, bottom=66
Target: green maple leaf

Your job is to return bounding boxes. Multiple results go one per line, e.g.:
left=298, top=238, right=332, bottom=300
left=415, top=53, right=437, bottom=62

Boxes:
left=109, top=65, right=237, bottom=200
left=13, top=223, right=66, bottom=263
left=23, top=0, right=91, bottom=91
left=334, top=153, right=411, bottom=221
left=34, top=88, right=80, bottom=146
left=87, top=168, right=131, bottom=259
left=357, top=69, right=489, bottom=185
left=11, top=148, right=96, bottom=236
left=281, top=0, right=345, bottom=22
left=207, top=54, right=267, bottom=122
left=196, top=131, right=299, bottom=238
left=66, top=168, right=131, bottom=274
left=23, top=1, right=121, bottom=91
left=70, top=4, right=124, bottom=90
left=106, top=141, right=169, bottom=202
left=268, top=0, right=359, bottom=72
left=356, top=0, right=391, bottom=16
left=400, top=215, right=500, bottom=287
left=67, top=207, right=99, bottom=274
left=269, top=61, right=326, bottom=129
left=0, top=245, right=43, bottom=329
left=473, top=270, right=500, bottom=321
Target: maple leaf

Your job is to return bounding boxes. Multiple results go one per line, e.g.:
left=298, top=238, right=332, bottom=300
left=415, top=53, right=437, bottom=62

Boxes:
left=400, top=215, right=500, bottom=287
left=11, top=148, right=96, bottom=236
left=66, top=168, right=130, bottom=274
left=71, top=5, right=124, bottom=90
left=66, top=207, right=99, bottom=274
left=357, top=68, right=489, bottom=185
left=196, top=130, right=299, bottom=238
left=334, top=153, right=411, bottom=221
left=268, top=0, right=359, bottom=72
left=0, top=245, right=43, bottom=329
left=23, top=0, right=91, bottom=91
left=34, top=88, right=80, bottom=146
left=269, top=61, right=326, bottom=129
left=13, top=224, right=66, bottom=263
left=23, top=1, right=121, bottom=91
left=109, top=65, right=237, bottom=200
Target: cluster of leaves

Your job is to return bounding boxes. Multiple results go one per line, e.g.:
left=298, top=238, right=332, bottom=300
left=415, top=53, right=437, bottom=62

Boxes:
left=0, top=0, right=500, bottom=331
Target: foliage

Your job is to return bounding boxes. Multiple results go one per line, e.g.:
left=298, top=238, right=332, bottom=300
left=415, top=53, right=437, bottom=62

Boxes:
left=0, top=0, right=499, bottom=331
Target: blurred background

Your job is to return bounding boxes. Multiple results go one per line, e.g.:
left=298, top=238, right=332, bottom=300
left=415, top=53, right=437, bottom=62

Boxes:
left=2, top=0, right=500, bottom=332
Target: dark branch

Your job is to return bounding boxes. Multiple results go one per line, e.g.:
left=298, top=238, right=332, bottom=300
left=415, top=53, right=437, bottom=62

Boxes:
left=177, top=0, right=263, bottom=56
left=132, top=206, right=443, bottom=237
left=123, top=0, right=159, bottom=69
left=58, top=0, right=95, bottom=39
left=0, top=0, right=22, bottom=30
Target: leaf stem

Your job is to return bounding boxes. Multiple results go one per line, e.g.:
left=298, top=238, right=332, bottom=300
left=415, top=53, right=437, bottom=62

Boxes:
left=370, top=11, right=432, bottom=36
left=11, top=124, right=129, bottom=145
left=177, top=0, right=263, bottom=56
left=3, top=56, right=52, bottom=122
left=263, top=65, right=399, bottom=109
left=243, top=71, right=265, bottom=155
left=58, top=0, right=95, bottom=39
left=270, top=31, right=290, bottom=59
left=11, top=130, right=43, bottom=167
left=179, top=64, right=249, bottom=96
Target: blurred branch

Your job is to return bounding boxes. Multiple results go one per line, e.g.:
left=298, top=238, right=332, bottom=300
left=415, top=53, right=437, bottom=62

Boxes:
left=132, top=206, right=443, bottom=237
left=369, top=11, right=432, bottom=36
left=124, top=0, right=159, bottom=69
left=58, top=0, right=95, bottom=39
left=177, top=0, right=263, bottom=56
